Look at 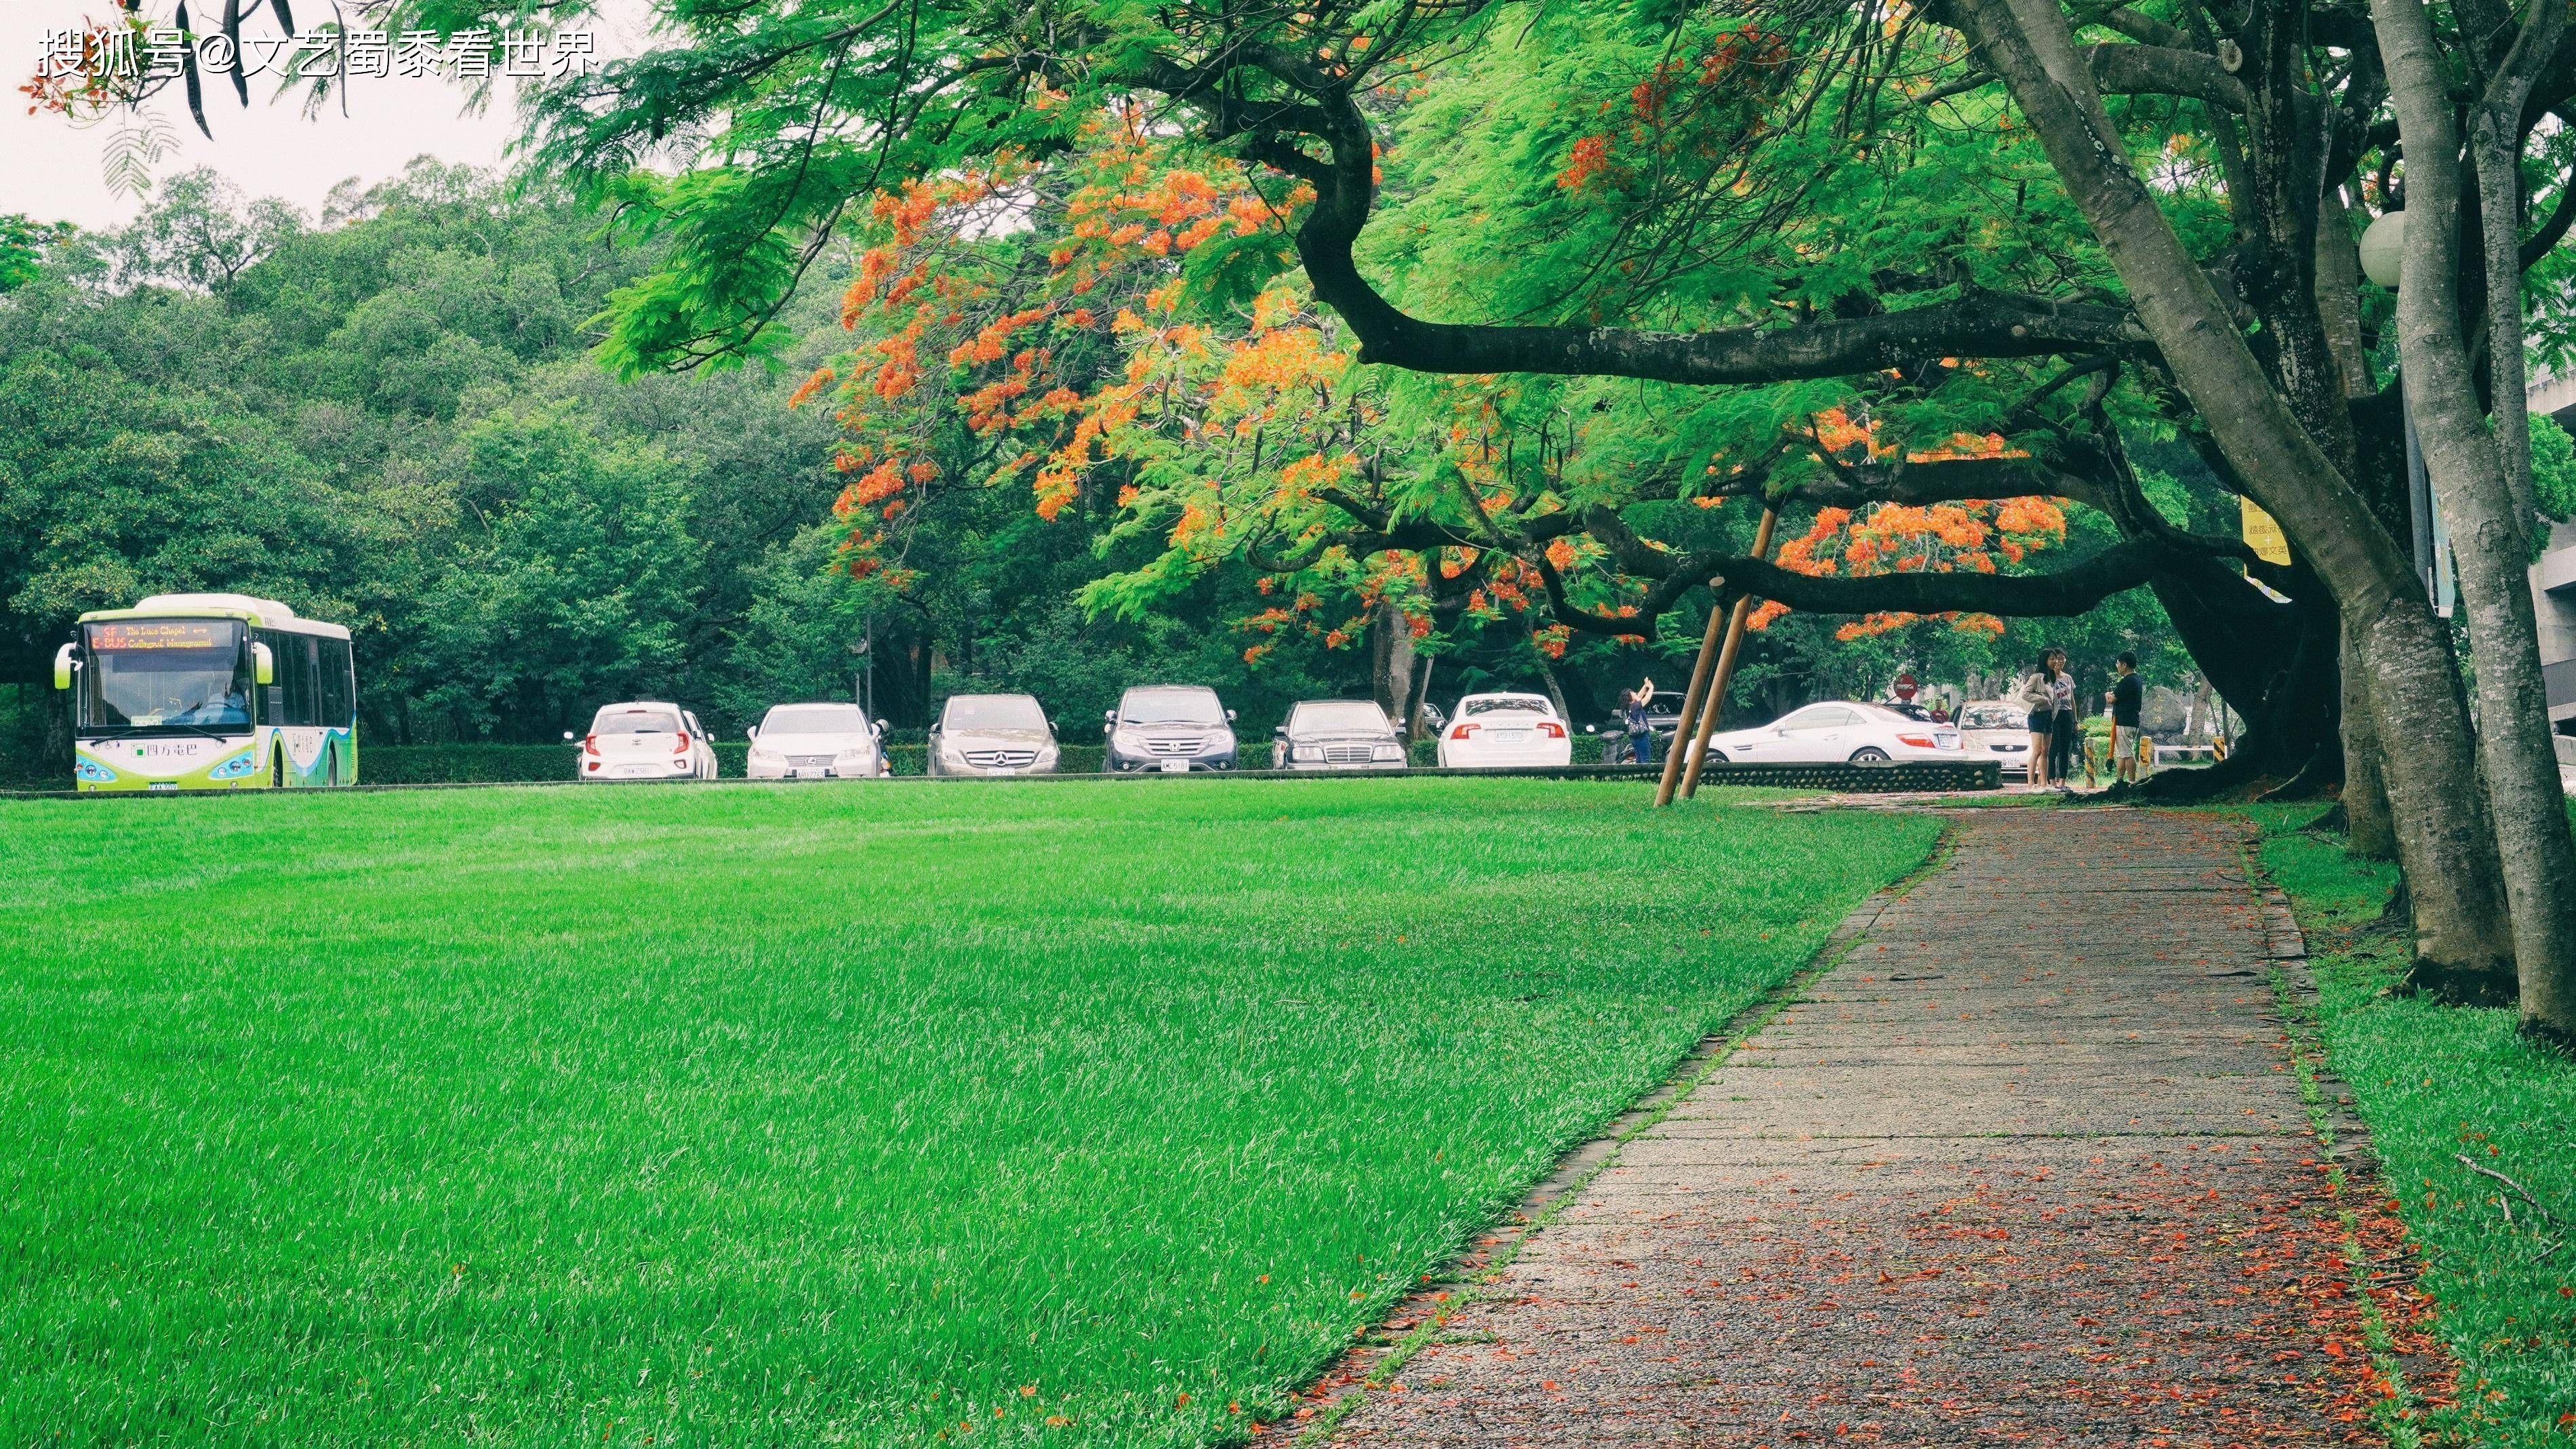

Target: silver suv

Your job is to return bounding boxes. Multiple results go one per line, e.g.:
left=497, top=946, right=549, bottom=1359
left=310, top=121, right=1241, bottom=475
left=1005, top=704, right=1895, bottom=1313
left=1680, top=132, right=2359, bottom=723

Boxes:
left=1274, top=699, right=1407, bottom=770
left=929, top=693, right=1061, bottom=776
left=1104, top=686, right=1237, bottom=772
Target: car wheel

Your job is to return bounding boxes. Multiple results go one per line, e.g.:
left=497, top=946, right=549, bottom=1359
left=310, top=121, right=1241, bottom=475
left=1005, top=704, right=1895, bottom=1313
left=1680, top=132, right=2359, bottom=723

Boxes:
left=1849, top=747, right=1891, bottom=763
left=1704, top=749, right=1729, bottom=764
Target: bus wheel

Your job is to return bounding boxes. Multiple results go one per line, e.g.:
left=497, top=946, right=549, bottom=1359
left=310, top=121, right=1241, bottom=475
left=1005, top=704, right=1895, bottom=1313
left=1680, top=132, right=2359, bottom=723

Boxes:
left=325, top=746, right=339, bottom=787
left=272, top=748, right=287, bottom=789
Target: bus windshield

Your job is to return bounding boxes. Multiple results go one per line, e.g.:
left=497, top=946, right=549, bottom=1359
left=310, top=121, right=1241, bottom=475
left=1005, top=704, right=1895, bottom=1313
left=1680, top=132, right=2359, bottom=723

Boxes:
left=79, top=620, right=252, bottom=731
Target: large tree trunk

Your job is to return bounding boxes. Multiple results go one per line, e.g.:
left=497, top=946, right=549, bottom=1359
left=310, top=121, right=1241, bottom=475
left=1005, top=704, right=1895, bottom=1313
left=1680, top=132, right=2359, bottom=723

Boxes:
left=2130, top=558, right=2340, bottom=797
left=1952, top=0, right=2518, bottom=994
left=2339, top=622, right=2398, bottom=859
left=1367, top=596, right=1415, bottom=723
left=2373, top=0, right=2576, bottom=1039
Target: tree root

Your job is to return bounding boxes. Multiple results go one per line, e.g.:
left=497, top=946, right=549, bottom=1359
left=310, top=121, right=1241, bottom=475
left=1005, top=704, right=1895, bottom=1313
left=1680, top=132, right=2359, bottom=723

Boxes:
left=2393, top=958, right=2520, bottom=1008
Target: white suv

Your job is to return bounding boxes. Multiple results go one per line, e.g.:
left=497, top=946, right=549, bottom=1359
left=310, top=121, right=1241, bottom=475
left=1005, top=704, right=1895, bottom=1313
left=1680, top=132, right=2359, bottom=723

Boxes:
left=569, top=702, right=719, bottom=782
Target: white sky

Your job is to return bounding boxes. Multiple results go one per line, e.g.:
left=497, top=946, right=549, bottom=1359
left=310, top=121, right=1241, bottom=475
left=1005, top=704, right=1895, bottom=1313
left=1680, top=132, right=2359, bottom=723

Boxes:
left=3, top=0, right=652, bottom=231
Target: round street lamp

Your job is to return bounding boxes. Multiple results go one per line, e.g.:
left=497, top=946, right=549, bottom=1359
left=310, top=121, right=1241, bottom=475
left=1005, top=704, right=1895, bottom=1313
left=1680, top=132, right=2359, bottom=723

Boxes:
left=2359, top=211, right=2405, bottom=289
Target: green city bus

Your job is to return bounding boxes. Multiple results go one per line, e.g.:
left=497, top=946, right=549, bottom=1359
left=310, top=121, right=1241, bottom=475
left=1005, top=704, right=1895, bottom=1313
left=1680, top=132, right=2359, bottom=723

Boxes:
left=54, top=594, right=358, bottom=792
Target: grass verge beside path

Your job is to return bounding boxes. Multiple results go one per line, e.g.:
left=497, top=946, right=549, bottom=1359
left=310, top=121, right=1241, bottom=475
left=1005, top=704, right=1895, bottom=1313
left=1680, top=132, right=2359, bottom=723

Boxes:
left=0, top=778, right=1937, bottom=1447
left=2241, top=805, right=2576, bottom=1448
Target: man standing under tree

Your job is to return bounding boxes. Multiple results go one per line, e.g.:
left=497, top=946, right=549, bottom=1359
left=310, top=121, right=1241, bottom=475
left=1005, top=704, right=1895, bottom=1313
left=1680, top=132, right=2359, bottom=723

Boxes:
left=2108, top=653, right=2144, bottom=787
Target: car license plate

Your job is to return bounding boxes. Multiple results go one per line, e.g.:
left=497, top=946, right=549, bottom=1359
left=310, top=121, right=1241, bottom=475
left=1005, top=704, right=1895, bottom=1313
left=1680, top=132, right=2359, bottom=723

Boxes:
left=1159, top=758, right=1190, bottom=773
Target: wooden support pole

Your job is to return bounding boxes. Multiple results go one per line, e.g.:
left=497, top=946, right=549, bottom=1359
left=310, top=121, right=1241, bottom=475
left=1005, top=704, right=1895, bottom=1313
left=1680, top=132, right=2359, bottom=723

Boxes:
left=1652, top=579, right=1733, bottom=807
left=1678, top=506, right=1779, bottom=801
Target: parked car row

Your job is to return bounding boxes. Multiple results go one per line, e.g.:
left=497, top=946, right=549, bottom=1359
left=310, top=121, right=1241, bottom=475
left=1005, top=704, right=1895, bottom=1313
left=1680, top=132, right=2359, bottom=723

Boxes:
left=567, top=688, right=2020, bottom=785
left=566, top=686, right=1597, bottom=782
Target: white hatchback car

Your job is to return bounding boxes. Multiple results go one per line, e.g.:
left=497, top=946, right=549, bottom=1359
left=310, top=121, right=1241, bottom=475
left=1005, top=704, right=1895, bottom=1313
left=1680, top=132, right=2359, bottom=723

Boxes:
left=1436, top=692, right=1574, bottom=768
left=745, top=702, right=887, bottom=780
left=571, top=702, right=719, bottom=781
left=1698, top=700, right=1963, bottom=765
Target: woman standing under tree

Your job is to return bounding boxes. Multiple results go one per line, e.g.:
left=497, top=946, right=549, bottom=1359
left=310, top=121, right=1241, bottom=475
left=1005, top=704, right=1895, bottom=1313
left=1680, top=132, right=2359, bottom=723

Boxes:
left=2046, top=649, right=2079, bottom=791
left=1623, top=677, right=1656, bottom=767
left=2015, top=652, right=2058, bottom=789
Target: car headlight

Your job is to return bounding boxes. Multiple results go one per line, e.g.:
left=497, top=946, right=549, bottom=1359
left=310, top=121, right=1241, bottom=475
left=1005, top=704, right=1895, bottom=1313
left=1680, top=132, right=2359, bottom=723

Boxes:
left=835, top=747, right=870, bottom=760
left=1371, top=742, right=1403, bottom=761
left=748, top=747, right=782, bottom=763
left=1292, top=743, right=1321, bottom=761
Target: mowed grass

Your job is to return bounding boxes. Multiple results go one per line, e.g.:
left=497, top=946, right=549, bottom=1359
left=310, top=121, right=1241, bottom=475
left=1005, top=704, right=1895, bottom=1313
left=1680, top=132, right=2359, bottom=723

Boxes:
left=2245, top=806, right=2576, bottom=1447
left=0, top=777, right=1937, bottom=1446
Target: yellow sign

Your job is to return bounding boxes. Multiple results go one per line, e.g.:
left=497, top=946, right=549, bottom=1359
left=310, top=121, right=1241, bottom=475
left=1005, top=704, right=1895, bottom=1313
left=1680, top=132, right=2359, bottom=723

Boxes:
left=2240, top=498, right=2292, bottom=565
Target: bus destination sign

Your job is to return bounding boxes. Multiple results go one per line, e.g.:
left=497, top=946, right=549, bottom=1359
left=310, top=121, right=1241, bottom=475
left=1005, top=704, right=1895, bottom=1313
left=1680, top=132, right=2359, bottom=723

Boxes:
left=88, top=620, right=234, bottom=652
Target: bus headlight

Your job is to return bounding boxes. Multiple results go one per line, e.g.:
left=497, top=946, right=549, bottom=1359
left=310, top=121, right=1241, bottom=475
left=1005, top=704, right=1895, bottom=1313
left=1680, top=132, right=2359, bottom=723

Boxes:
left=74, top=756, right=117, bottom=784
left=208, top=753, right=259, bottom=780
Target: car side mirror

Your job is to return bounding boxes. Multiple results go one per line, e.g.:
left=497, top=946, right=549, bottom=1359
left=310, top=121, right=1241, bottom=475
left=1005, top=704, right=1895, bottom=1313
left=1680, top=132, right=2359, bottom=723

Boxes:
left=746, top=726, right=759, bottom=740
left=562, top=730, right=576, bottom=742
left=251, top=642, right=275, bottom=686
left=52, top=643, right=73, bottom=690
left=1103, top=720, right=1114, bottom=736
left=1225, top=709, right=1236, bottom=721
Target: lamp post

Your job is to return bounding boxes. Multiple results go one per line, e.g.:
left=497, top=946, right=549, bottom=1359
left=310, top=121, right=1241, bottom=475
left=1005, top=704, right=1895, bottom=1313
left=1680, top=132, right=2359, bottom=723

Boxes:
left=2357, top=210, right=2453, bottom=616
left=851, top=622, right=874, bottom=717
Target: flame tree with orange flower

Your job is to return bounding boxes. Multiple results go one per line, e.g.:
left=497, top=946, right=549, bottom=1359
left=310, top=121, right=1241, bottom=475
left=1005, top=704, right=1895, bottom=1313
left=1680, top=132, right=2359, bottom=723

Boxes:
left=409, top=0, right=2576, bottom=1019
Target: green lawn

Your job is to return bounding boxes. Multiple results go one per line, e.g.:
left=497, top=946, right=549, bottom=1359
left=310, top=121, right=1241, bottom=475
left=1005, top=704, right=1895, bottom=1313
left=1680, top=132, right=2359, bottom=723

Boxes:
left=0, top=778, right=1937, bottom=1446
left=2245, top=806, right=2576, bottom=1448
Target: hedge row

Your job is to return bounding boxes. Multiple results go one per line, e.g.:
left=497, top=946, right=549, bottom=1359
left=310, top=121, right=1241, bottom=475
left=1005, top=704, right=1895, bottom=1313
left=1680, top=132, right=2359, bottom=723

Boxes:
left=0, top=733, right=1632, bottom=789
left=354, top=734, right=1634, bottom=783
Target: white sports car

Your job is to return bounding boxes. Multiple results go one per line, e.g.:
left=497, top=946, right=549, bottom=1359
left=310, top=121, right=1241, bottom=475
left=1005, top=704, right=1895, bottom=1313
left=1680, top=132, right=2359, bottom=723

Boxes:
left=1436, top=692, right=1573, bottom=768
left=1698, top=700, right=1964, bottom=765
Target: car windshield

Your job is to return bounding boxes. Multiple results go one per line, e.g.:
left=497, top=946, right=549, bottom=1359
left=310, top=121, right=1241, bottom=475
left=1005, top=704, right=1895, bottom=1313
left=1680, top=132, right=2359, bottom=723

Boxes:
left=1462, top=696, right=1550, bottom=717
left=592, top=708, right=682, bottom=735
left=78, top=620, right=250, bottom=730
left=1960, top=705, right=2024, bottom=731
left=1121, top=688, right=1225, bottom=725
left=943, top=694, right=1048, bottom=731
left=1293, top=702, right=1391, bottom=733
left=763, top=705, right=868, bottom=735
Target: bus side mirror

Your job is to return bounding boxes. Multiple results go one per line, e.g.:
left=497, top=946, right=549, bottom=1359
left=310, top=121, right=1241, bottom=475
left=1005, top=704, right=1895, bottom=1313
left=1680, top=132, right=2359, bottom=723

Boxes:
left=251, top=643, right=275, bottom=686
left=52, top=643, right=72, bottom=690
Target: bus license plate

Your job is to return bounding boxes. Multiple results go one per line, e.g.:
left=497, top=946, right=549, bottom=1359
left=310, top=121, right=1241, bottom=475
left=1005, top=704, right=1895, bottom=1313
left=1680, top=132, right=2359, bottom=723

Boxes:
left=148, top=782, right=177, bottom=791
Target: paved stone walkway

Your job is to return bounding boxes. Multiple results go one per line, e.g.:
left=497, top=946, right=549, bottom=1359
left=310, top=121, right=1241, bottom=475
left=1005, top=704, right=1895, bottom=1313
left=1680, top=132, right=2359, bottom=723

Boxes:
left=1326, top=808, right=2436, bottom=1448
